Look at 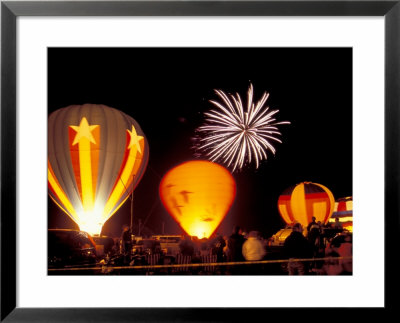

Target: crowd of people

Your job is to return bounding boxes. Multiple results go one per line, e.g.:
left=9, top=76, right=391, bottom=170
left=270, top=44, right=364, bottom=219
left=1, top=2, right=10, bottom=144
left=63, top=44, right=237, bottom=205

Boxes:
left=102, top=218, right=351, bottom=275
left=176, top=226, right=267, bottom=264
left=283, top=217, right=352, bottom=275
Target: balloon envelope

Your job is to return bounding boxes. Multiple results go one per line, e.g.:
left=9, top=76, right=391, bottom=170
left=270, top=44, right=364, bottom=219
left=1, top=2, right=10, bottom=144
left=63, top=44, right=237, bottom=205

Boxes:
left=48, top=104, right=149, bottom=235
left=329, top=196, right=353, bottom=231
left=159, top=161, right=236, bottom=239
left=278, top=181, right=335, bottom=227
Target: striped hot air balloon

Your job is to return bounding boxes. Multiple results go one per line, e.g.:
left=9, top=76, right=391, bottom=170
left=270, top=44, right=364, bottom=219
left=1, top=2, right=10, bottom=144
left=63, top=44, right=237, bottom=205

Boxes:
left=328, top=196, right=353, bottom=231
left=48, top=104, right=149, bottom=236
left=277, top=182, right=335, bottom=228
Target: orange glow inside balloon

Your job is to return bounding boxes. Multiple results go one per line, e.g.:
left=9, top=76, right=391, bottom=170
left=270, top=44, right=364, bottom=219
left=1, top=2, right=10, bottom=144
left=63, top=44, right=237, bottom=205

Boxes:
left=159, top=161, right=236, bottom=239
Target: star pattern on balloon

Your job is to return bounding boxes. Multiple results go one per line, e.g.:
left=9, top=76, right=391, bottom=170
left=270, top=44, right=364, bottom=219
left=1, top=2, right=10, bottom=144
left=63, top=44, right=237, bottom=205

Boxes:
left=127, top=125, right=144, bottom=154
left=49, top=104, right=149, bottom=236
left=70, top=117, right=99, bottom=145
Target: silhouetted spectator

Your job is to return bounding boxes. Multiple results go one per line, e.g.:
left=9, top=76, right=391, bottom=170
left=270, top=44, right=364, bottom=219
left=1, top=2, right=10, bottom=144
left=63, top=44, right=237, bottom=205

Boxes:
left=323, top=233, right=352, bottom=275
left=333, top=218, right=343, bottom=231
left=284, top=223, right=312, bottom=275
left=315, top=221, right=325, bottom=251
left=307, top=217, right=321, bottom=256
left=227, top=226, right=246, bottom=262
left=336, top=234, right=352, bottom=274
left=179, top=235, right=195, bottom=257
left=222, top=236, right=229, bottom=259
left=120, top=224, right=132, bottom=264
left=121, top=225, right=132, bottom=254
left=211, top=233, right=226, bottom=262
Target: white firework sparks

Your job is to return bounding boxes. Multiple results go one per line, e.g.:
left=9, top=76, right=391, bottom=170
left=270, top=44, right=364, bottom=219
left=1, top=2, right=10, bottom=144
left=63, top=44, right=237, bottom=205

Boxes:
left=195, top=83, right=290, bottom=172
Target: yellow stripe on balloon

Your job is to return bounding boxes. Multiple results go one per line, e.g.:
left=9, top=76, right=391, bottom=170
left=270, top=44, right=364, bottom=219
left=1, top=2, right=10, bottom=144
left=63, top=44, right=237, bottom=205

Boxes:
left=70, top=117, right=99, bottom=212
left=124, top=139, right=145, bottom=192
left=48, top=166, right=77, bottom=219
left=108, top=195, right=130, bottom=218
left=346, top=200, right=353, bottom=211
left=291, top=183, right=308, bottom=226
left=102, top=140, right=143, bottom=220
left=315, top=183, right=335, bottom=222
left=77, top=137, right=95, bottom=211
left=329, top=216, right=353, bottom=223
left=48, top=195, right=78, bottom=224
left=278, top=204, right=292, bottom=224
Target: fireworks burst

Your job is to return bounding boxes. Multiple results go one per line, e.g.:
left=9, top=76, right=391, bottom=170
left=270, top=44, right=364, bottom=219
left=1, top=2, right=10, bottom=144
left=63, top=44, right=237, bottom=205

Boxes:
left=194, top=83, right=290, bottom=172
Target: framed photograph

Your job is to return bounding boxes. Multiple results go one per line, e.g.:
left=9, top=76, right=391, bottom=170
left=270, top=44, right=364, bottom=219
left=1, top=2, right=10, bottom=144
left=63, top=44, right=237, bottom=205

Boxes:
left=1, top=0, right=397, bottom=321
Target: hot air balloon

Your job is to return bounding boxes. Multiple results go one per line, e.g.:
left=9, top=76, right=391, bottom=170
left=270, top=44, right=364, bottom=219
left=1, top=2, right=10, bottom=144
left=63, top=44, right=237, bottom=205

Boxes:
left=277, top=181, right=335, bottom=228
left=328, top=196, right=353, bottom=232
left=48, top=104, right=149, bottom=236
left=159, top=160, right=236, bottom=239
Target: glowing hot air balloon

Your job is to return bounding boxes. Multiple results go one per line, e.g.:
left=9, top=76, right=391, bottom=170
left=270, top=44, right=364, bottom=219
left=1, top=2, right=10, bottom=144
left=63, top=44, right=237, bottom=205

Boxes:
left=159, top=160, right=236, bottom=239
left=48, top=104, right=149, bottom=236
left=277, top=181, right=335, bottom=228
left=328, top=196, right=353, bottom=232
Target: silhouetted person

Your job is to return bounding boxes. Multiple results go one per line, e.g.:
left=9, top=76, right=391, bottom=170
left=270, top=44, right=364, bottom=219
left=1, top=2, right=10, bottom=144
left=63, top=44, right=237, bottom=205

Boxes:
left=333, top=218, right=343, bottom=231
left=211, top=233, right=226, bottom=262
left=307, top=216, right=321, bottom=256
left=223, top=236, right=229, bottom=259
left=323, top=233, right=352, bottom=275
left=179, top=235, right=195, bottom=257
left=120, top=224, right=132, bottom=264
left=307, top=217, right=318, bottom=235
left=284, top=223, right=312, bottom=275
left=227, top=226, right=246, bottom=262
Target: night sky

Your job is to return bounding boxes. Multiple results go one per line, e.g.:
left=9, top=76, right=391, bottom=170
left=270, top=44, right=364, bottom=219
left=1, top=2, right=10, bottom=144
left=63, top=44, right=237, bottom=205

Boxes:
left=48, top=47, right=352, bottom=239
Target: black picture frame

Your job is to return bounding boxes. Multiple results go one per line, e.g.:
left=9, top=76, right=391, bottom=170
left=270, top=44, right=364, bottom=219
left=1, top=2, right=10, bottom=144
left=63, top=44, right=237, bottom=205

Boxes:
left=1, top=0, right=398, bottom=322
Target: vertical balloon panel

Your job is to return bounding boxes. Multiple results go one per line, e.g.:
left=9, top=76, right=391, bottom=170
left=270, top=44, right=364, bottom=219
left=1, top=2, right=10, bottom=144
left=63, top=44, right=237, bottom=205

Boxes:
left=159, top=161, right=236, bottom=239
left=48, top=104, right=149, bottom=236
